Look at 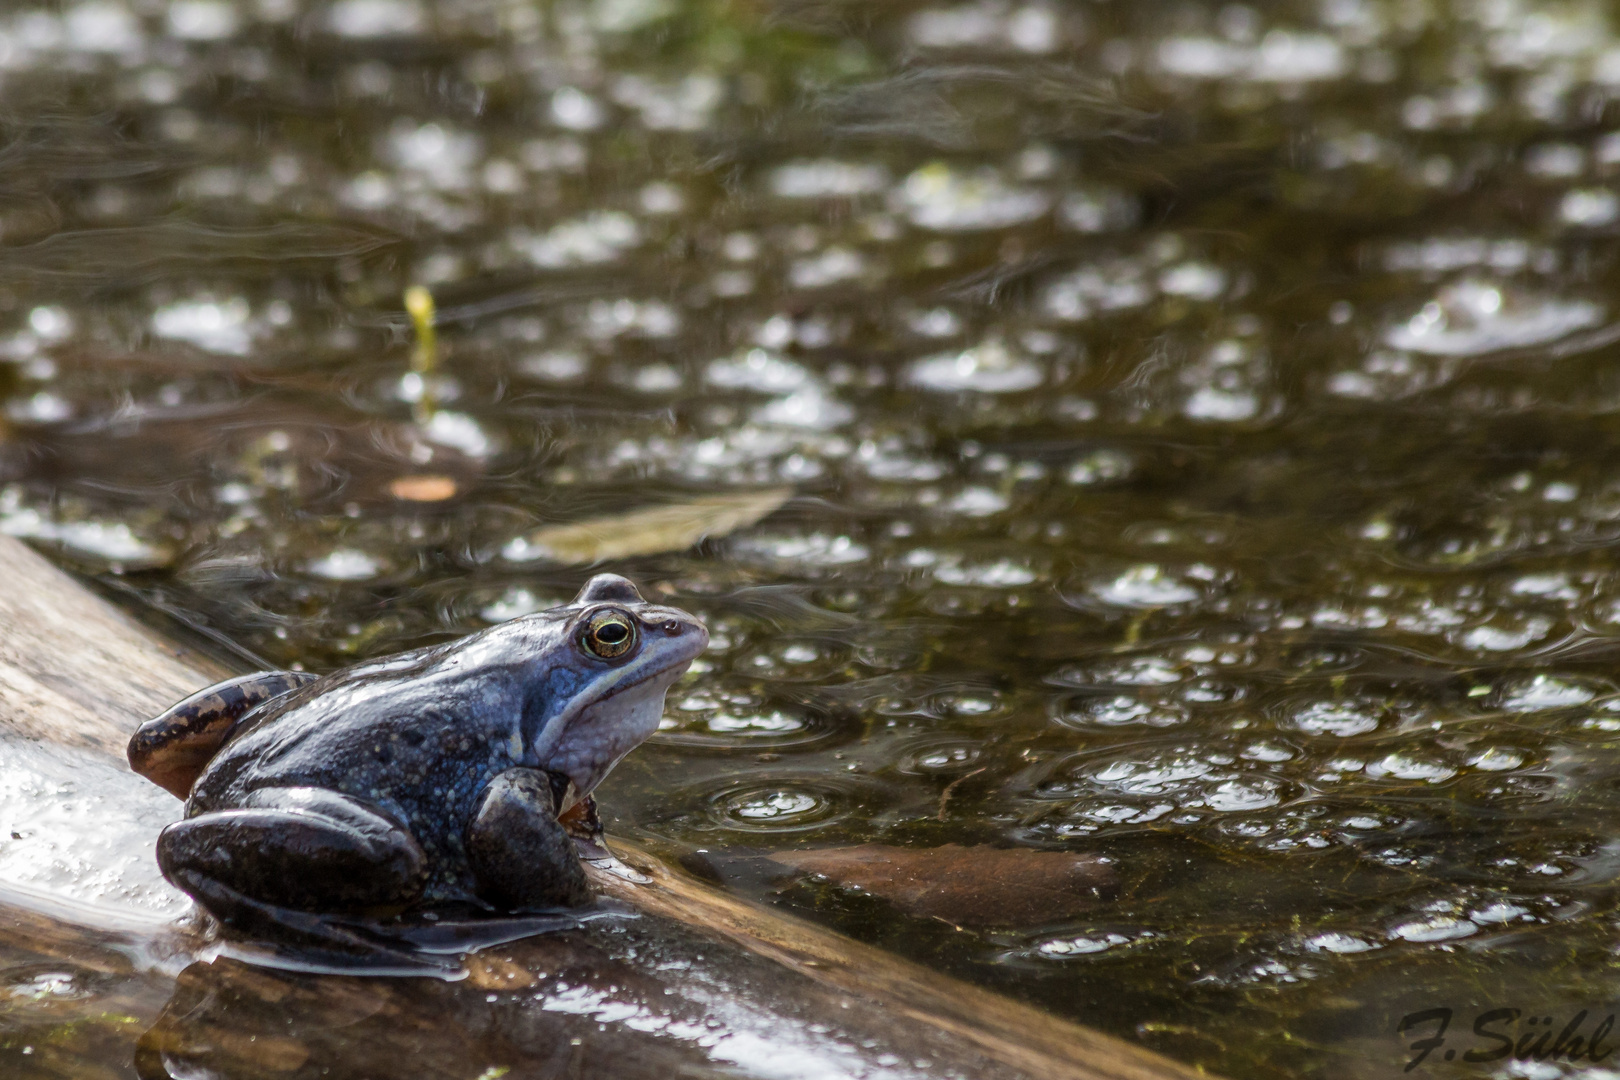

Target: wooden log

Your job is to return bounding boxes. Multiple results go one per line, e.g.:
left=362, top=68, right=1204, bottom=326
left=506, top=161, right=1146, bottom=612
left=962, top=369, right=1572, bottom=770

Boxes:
left=0, top=534, right=1212, bottom=1080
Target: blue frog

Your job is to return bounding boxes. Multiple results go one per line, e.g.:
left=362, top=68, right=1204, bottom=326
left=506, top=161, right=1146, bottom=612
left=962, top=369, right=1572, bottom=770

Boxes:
left=127, top=574, right=706, bottom=928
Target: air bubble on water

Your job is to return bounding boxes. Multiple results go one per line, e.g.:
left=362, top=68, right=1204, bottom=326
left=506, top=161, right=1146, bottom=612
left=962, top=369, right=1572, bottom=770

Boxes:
left=1060, top=696, right=1184, bottom=729
left=551, top=87, right=606, bottom=131
left=1290, top=703, right=1380, bottom=737
left=1390, top=915, right=1476, bottom=943
left=1091, top=565, right=1201, bottom=607
left=168, top=0, right=239, bottom=41
left=1366, top=754, right=1455, bottom=783
left=788, top=247, right=869, bottom=290
left=1042, top=260, right=1155, bottom=320
left=899, top=162, right=1050, bottom=232
left=1159, top=262, right=1228, bottom=300
left=517, top=350, right=588, bottom=382
left=480, top=588, right=558, bottom=622
left=1384, top=279, right=1601, bottom=356
left=1304, top=932, right=1377, bottom=954
left=1467, top=747, right=1524, bottom=771
left=592, top=0, right=675, bottom=35
left=1066, top=449, right=1132, bottom=485
left=423, top=412, right=493, bottom=457
left=732, top=533, right=869, bottom=567
left=1036, top=932, right=1132, bottom=957
left=1091, top=755, right=1213, bottom=795
left=0, top=509, right=161, bottom=565
left=626, top=364, right=682, bottom=394
left=769, top=160, right=890, bottom=199
left=707, top=350, right=812, bottom=395
left=906, top=337, right=1044, bottom=393
left=1525, top=143, right=1585, bottom=179
left=611, top=73, right=723, bottom=132
left=909, top=2, right=1061, bottom=54
left=1560, top=189, right=1619, bottom=227
left=152, top=296, right=254, bottom=355
left=6, top=392, right=72, bottom=424
left=706, top=712, right=805, bottom=735
left=343, top=171, right=395, bottom=210
left=943, top=487, right=1009, bottom=516
left=1502, top=675, right=1595, bottom=711
left=306, top=549, right=381, bottom=581
left=64, top=2, right=143, bottom=54
left=933, top=558, right=1037, bottom=587
left=1510, top=572, right=1576, bottom=598
left=754, top=385, right=853, bottom=429
left=328, top=0, right=426, bottom=37
left=1058, top=188, right=1139, bottom=233
left=1457, top=617, right=1551, bottom=652
left=1205, top=779, right=1282, bottom=811
left=1184, top=386, right=1259, bottom=422
left=1470, top=901, right=1530, bottom=923
left=27, top=307, right=72, bottom=341
left=520, top=211, right=642, bottom=268
left=1157, top=32, right=1344, bottom=82
left=1081, top=803, right=1175, bottom=824
left=732, top=790, right=819, bottom=819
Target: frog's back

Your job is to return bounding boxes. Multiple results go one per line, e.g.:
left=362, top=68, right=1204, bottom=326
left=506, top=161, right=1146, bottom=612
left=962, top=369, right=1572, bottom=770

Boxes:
left=188, top=649, right=527, bottom=893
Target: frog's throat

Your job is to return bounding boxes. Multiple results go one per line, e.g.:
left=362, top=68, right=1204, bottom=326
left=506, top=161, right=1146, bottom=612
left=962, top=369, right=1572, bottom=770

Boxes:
left=525, top=659, right=690, bottom=793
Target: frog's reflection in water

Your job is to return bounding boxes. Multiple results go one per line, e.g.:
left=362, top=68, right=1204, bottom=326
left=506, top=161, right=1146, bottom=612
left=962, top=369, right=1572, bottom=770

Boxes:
left=133, top=927, right=724, bottom=1080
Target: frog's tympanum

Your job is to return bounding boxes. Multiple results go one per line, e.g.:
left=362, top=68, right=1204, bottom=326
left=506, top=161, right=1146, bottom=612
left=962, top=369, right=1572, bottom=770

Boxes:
left=128, top=574, right=706, bottom=929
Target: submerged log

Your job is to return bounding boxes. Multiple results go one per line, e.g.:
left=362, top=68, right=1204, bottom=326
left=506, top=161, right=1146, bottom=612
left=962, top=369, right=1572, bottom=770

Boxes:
left=0, top=534, right=1211, bottom=1080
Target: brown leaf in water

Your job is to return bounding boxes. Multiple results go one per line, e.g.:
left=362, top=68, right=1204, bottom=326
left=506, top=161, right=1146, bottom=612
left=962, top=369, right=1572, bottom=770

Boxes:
left=769, top=844, right=1118, bottom=927
left=505, top=488, right=792, bottom=565
left=389, top=474, right=458, bottom=501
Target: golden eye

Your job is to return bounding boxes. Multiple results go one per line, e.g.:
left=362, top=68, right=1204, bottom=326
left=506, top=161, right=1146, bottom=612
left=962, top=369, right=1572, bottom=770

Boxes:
left=582, top=611, right=636, bottom=659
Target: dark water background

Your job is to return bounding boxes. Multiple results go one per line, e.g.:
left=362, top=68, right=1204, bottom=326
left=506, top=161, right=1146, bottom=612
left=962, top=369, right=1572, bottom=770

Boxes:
left=6, top=0, right=1620, bottom=1077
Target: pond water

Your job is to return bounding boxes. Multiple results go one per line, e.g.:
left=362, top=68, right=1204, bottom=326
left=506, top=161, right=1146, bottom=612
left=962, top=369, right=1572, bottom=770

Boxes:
left=5, top=0, right=1620, bottom=1077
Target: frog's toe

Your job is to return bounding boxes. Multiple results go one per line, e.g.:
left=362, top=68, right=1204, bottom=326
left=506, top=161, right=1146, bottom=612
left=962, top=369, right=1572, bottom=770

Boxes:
left=158, top=787, right=427, bottom=917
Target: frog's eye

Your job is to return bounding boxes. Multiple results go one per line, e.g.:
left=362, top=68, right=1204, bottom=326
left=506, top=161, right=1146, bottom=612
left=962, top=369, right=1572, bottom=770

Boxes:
left=582, top=611, right=637, bottom=659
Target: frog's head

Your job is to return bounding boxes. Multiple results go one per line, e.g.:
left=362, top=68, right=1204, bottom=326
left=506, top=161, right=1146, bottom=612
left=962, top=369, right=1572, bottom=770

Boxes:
left=520, top=573, right=707, bottom=799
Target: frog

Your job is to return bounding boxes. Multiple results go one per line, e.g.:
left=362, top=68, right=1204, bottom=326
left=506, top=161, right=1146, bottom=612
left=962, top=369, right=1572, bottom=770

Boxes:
left=126, top=574, right=706, bottom=932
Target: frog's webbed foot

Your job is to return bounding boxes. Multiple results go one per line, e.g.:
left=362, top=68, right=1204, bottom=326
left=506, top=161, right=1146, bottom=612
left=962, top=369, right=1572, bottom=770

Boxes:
left=559, top=791, right=611, bottom=860
left=467, top=768, right=592, bottom=910
left=158, top=786, right=427, bottom=921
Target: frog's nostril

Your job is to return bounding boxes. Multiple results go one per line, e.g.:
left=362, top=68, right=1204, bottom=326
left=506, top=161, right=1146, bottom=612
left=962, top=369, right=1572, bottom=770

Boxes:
left=663, top=620, right=683, bottom=635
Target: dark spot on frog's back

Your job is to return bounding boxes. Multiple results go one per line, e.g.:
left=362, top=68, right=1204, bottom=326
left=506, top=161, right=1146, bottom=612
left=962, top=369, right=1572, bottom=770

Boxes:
left=399, top=728, right=426, bottom=747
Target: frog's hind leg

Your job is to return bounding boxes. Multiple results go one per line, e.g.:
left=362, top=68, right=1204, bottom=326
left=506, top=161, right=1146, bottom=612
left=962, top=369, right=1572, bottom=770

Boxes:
left=128, top=671, right=318, bottom=798
left=467, top=768, right=592, bottom=910
left=157, top=787, right=428, bottom=926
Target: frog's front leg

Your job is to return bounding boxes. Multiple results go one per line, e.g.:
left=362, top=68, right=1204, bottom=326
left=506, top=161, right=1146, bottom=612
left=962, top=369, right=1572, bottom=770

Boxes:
left=467, top=768, right=591, bottom=910
left=157, top=787, right=428, bottom=925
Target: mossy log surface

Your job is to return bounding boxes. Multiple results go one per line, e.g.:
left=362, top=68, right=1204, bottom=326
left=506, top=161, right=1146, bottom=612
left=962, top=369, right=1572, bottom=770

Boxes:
left=0, top=534, right=1214, bottom=1080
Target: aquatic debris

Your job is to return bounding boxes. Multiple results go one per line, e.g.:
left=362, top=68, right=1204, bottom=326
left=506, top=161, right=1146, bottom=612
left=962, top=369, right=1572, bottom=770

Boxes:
left=502, top=488, right=792, bottom=564
left=770, top=844, right=1117, bottom=926
left=389, top=475, right=457, bottom=501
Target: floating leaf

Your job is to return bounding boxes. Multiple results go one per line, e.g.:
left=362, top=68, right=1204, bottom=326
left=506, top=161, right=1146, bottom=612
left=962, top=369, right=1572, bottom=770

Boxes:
left=503, top=488, right=792, bottom=565
left=769, top=843, right=1117, bottom=927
